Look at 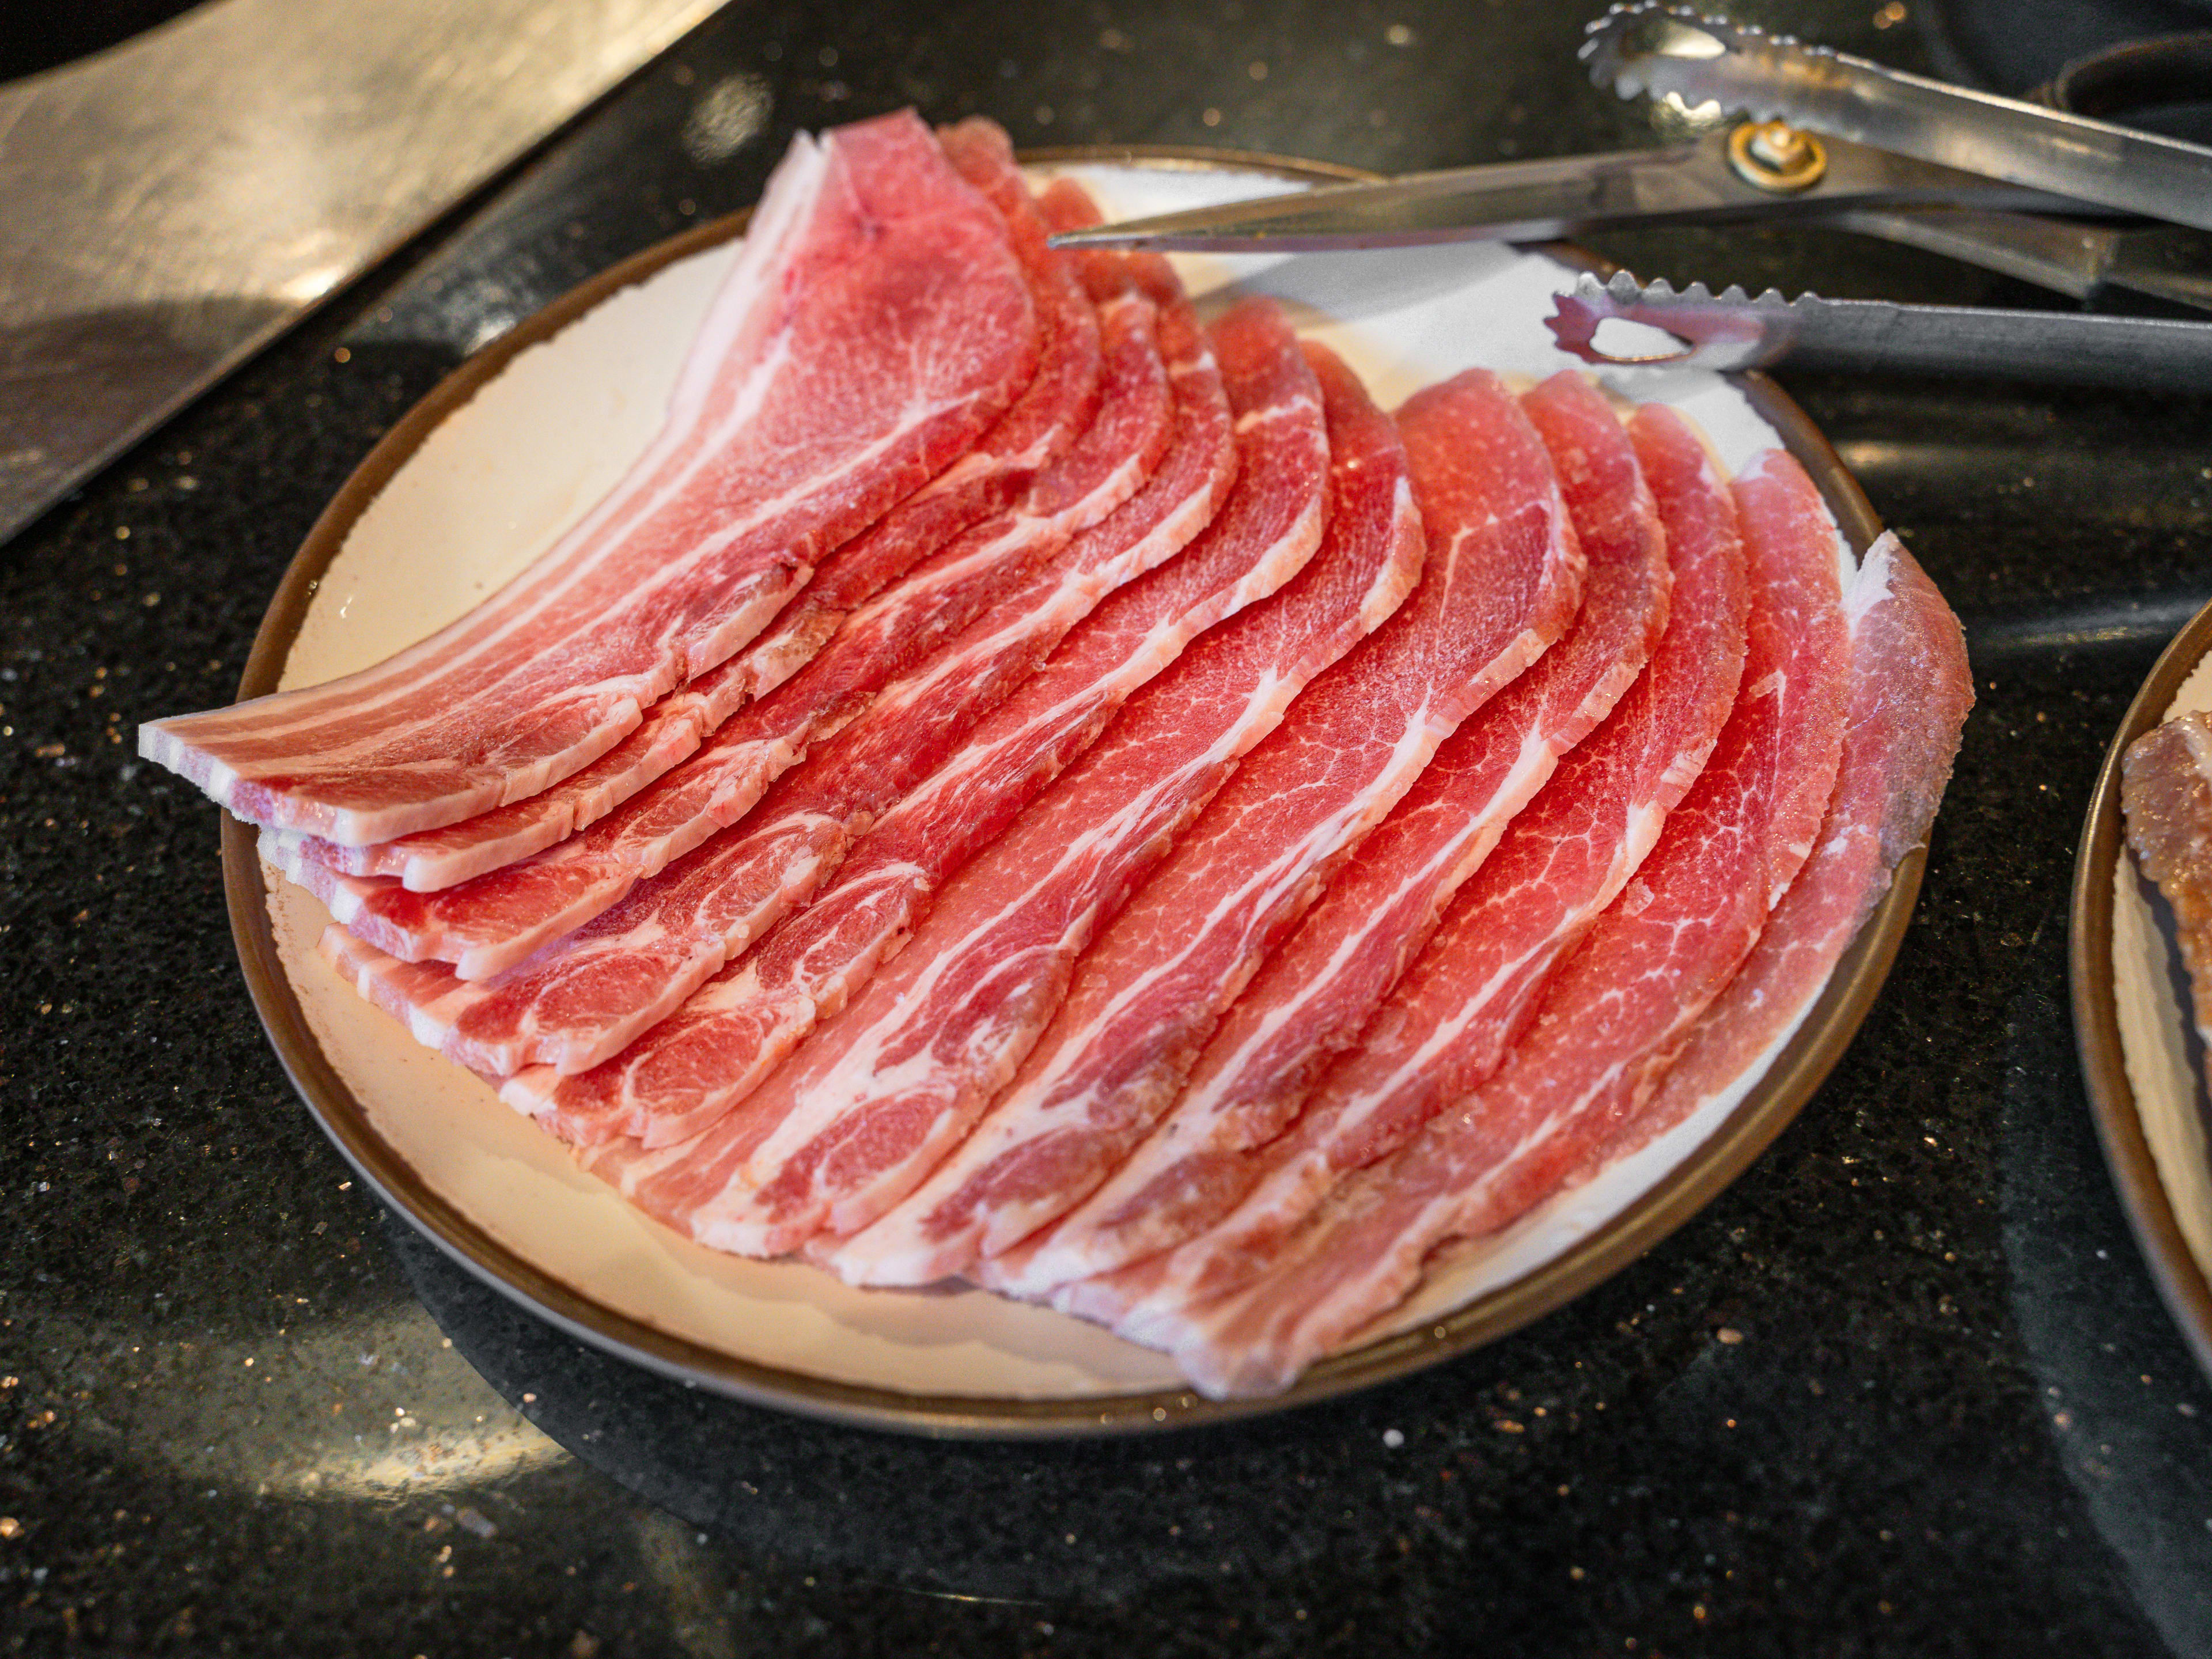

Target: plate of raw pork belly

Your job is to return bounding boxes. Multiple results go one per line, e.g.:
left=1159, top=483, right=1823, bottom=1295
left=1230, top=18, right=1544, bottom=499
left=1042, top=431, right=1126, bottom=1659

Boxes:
left=157, top=112, right=1973, bottom=1431
left=2075, top=605, right=2212, bottom=1386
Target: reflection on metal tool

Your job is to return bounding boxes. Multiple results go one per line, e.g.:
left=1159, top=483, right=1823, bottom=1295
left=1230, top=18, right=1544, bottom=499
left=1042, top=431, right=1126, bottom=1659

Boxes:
left=1581, top=2, right=2212, bottom=232
left=1059, top=13, right=2212, bottom=329
left=0, top=0, right=722, bottom=546
left=1548, top=271, right=2212, bottom=392
left=1047, top=126, right=2071, bottom=255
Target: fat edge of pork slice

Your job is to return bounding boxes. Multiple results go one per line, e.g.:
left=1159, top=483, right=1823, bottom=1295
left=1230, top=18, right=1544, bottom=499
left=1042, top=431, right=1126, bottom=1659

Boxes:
left=278, top=184, right=1166, bottom=975
left=592, top=332, right=1375, bottom=1257
left=512, top=319, right=1344, bottom=1148
left=531, top=332, right=1377, bottom=1155
left=1082, top=401, right=1748, bottom=1336
left=847, top=368, right=1597, bottom=1291
left=1583, top=531, right=1970, bottom=1166
left=282, top=122, right=1107, bottom=895
left=1157, top=443, right=1854, bottom=1400
left=950, top=372, right=1670, bottom=1298
left=321, top=276, right=1248, bottom=1078
left=149, top=113, right=1035, bottom=840
left=143, top=111, right=1041, bottom=846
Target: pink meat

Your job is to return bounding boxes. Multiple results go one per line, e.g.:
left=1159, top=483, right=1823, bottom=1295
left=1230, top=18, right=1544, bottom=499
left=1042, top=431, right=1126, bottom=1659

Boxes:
left=287, top=193, right=1176, bottom=982
left=947, top=369, right=1587, bottom=1298
left=512, top=315, right=1335, bottom=1148
left=1069, top=402, right=1749, bottom=1336
left=143, top=112, right=1040, bottom=845
left=282, top=122, right=1107, bottom=895
left=1592, top=532, right=1970, bottom=1161
left=283, top=651, right=770, bottom=895
left=957, top=373, right=1668, bottom=1299
left=324, top=286, right=1258, bottom=1078
left=592, top=329, right=1371, bottom=1257
left=1153, top=444, right=1853, bottom=1400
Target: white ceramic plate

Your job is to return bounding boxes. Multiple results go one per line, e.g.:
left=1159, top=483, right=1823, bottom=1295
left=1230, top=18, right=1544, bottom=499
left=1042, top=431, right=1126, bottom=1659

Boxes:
left=226, top=154, right=1914, bottom=1434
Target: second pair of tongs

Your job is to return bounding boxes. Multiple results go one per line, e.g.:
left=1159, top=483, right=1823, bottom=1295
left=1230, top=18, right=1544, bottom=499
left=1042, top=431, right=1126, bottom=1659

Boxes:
left=1053, top=5, right=2212, bottom=318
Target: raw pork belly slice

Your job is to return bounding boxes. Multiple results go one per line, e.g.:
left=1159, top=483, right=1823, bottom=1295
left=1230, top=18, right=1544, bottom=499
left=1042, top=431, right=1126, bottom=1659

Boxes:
left=1597, top=532, right=1969, bottom=1161
left=853, top=368, right=1592, bottom=1291
left=282, top=647, right=771, bottom=894
left=968, top=373, right=1669, bottom=1298
left=329, top=285, right=1264, bottom=1079
left=287, top=194, right=1174, bottom=980
left=144, top=111, right=1040, bottom=844
left=599, top=335, right=1398, bottom=1257
left=513, top=310, right=1330, bottom=1146
left=285, top=121, right=1107, bottom=894
left=1078, top=405, right=1751, bottom=1337
left=1154, top=445, right=1853, bottom=1400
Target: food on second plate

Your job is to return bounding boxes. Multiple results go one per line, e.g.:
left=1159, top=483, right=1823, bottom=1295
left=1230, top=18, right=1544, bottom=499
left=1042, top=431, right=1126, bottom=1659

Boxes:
left=148, top=111, right=1974, bottom=1399
left=2123, top=710, right=2212, bottom=1062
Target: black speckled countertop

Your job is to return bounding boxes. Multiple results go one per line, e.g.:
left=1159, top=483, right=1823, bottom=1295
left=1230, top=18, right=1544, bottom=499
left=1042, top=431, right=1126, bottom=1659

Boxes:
left=7, top=2, right=2212, bottom=1654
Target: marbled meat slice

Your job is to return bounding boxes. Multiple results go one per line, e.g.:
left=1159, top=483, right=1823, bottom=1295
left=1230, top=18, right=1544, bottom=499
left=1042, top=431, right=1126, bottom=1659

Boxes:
left=282, top=122, right=1107, bottom=894
left=951, top=372, right=1667, bottom=1297
left=1073, top=405, right=1751, bottom=1337
left=1601, top=532, right=1969, bottom=1161
left=510, top=311, right=1337, bottom=1149
left=1149, top=444, right=1853, bottom=1400
left=144, top=111, right=1040, bottom=844
left=528, top=325, right=1368, bottom=1154
left=323, top=283, right=1262, bottom=1078
left=946, top=368, right=1586, bottom=1298
left=586, top=328, right=1373, bottom=1257
left=285, top=186, right=1173, bottom=982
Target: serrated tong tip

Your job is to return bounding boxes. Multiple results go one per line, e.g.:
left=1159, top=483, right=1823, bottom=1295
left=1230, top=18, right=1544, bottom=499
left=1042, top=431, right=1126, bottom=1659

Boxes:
left=1549, top=270, right=1810, bottom=367
left=1580, top=2, right=1824, bottom=124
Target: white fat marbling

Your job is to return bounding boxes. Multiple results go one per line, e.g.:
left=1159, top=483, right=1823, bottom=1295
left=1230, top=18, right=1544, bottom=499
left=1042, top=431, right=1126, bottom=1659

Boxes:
left=270, top=162, right=1821, bottom=1402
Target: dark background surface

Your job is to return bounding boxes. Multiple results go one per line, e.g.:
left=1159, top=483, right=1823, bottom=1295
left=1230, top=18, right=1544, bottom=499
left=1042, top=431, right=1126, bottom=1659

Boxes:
left=6, top=1, right=2212, bottom=1654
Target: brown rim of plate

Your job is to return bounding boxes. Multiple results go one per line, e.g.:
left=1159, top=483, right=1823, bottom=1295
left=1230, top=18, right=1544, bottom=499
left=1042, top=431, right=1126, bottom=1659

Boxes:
left=2070, top=599, right=2212, bottom=1385
left=221, top=146, right=1919, bottom=1439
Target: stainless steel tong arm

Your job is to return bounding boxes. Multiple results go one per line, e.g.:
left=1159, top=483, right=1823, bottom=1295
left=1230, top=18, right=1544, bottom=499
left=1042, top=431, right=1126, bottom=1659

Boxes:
left=1582, top=3, right=2212, bottom=233
left=1048, top=127, right=2070, bottom=253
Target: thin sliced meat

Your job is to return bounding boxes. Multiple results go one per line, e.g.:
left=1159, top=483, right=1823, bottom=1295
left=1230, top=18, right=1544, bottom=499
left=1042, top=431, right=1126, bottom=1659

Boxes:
left=1149, top=444, right=1853, bottom=1400
left=283, top=121, right=1105, bottom=895
left=1075, top=403, right=1749, bottom=1338
left=145, top=111, right=1040, bottom=844
left=522, top=329, right=1360, bottom=1156
left=938, top=369, right=1586, bottom=1298
left=325, top=287, right=1265, bottom=1078
left=591, top=332, right=1381, bottom=1257
left=941, top=373, right=1665, bottom=1296
left=1591, top=532, right=1970, bottom=1161
left=282, top=649, right=769, bottom=894
left=286, top=190, right=1175, bottom=980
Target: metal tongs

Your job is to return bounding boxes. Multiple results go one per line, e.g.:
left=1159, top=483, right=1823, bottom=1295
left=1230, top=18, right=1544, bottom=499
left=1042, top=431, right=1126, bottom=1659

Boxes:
left=1055, top=5, right=2212, bottom=385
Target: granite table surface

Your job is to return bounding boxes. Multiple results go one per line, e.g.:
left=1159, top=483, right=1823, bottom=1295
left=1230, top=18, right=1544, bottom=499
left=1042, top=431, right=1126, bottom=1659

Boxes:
left=6, top=0, right=2212, bottom=1653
